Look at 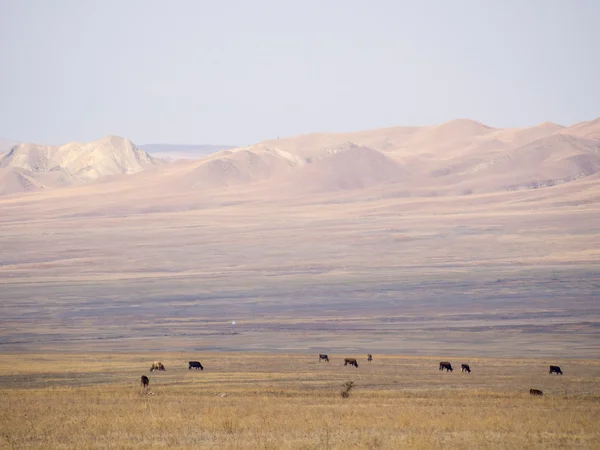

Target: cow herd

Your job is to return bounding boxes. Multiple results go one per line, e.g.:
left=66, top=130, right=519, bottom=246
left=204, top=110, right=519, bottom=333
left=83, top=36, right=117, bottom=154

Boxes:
left=139, top=356, right=564, bottom=397
left=438, top=362, right=471, bottom=373
left=140, top=360, right=204, bottom=389
left=319, top=353, right=373, bottom=366
left=435, top=360, right=563, bottom=397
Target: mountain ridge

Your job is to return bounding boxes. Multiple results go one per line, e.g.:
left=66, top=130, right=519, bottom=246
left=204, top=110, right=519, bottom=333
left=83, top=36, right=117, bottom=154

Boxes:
left=1, top=117, right=599, bottom=197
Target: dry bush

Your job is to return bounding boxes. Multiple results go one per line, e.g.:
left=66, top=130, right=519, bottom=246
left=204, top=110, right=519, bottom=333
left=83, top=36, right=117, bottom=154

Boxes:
left=340, top=380, right=355, bottom=398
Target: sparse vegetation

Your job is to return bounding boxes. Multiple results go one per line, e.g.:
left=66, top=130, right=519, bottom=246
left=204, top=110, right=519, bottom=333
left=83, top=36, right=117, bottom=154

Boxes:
left=0, top=352, right=599, bottom=448
left=340, top=380, right=355, bottom=398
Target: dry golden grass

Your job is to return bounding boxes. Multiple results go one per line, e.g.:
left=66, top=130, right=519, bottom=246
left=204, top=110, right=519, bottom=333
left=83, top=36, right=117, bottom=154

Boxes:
left=1, top=353, right=599, bottom=449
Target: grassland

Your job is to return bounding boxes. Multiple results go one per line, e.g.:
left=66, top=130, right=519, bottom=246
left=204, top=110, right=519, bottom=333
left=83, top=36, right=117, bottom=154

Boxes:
left=1, top=180, right=599, bottom=358
left=1, top=352, right=599, bottom=449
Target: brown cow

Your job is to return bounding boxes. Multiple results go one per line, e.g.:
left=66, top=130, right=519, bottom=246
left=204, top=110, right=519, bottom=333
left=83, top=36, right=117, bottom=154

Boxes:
left=461, top=364, right=471, bottom=373
left=530, top=389, right=543, bottom=396
left=140, top=375, right=149, bottom=390
left=344, top=358, right=358, bottom=368
left=150, top=361, right=166, bottom=372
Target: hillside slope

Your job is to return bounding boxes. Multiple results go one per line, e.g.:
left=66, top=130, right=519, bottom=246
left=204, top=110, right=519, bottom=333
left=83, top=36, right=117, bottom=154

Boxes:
left=0, top=136, right=161, bottom=194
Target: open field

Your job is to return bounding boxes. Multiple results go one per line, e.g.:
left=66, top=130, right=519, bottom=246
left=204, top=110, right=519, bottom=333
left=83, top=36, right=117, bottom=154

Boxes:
left=2, top=120, right=600, bottom=358
left=0, top=352, right=599, bottom=449
left=1, top=265, right=599, bottom=357
left=1, top=182, right=599, bottom=357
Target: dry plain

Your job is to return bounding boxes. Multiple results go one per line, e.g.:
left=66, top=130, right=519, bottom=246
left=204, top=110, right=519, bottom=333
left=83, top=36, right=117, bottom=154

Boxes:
left=1, top=176, right=599, bottom=357
left=0, top=352, right=599, bottom=449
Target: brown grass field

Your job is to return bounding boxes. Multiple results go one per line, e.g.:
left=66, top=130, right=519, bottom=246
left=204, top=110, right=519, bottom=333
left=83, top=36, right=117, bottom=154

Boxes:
left=1, top=352, right=599, bottom=449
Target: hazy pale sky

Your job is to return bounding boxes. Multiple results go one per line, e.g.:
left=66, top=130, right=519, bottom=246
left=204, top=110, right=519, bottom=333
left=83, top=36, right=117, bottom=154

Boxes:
left=1, top=0, right=598, bottom=146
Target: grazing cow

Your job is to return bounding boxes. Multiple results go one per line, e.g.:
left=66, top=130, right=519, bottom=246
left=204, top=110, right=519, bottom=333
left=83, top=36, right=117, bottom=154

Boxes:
left=319, top=354, right=329, bottom=362
left=530, top=389, right=543, bottom=396
left=140, top=375, right=149, bottom=390
left=549, top=365, right=563, bottom=375
left=344, top=358, right=359, bottom=368
left=150, top=361, right=166, bottom=372
left=461, top=364, right=471, bottom=373
left=439, top=361, right=453, bottom=372
left=189, top=361, right=204, bottom=371
left=367, top=354, right=373, bottom=362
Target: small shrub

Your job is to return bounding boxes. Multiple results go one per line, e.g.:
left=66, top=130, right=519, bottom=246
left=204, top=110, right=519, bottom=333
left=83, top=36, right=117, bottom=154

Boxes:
left=340, top=381, right=355, bottom=398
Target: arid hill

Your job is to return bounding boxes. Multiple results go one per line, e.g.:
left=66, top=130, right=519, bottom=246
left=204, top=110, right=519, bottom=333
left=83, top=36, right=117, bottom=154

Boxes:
left=151, top=117, right=600, bottom=196
left=1, top=118, right=600, bottom=198
left=0, top=135, right=161, bottom=194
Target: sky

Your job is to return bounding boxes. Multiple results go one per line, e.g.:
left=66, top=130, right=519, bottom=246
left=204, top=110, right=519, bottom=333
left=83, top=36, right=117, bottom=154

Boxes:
left=1, top=0, right=599, bottom=146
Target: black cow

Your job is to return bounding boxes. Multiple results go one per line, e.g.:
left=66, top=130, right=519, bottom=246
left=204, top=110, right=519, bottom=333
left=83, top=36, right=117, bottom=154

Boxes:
left=549, top=365, right=563, bottom=375
left=439, top=361, right=453, bottom=372
left=367, top=354, right=373, bottom=362
left=189, top=361, right=204, bottom=371
left=344, top=358, right=359, bottom=368
left=530, top=389, right=543, bottom=396
left=319, top=354, right=329, bottom=362
left=461, top=364, right=471, bottom=373
left=140, top=375, right=149, bottom=390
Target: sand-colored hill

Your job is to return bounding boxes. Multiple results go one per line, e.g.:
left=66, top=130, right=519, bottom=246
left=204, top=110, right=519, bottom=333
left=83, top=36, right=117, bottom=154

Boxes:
left=280, top=143, right=407, bottom=193
left=423, top=134, right=600, bottom=195
left=562, top=117, right=600, bottom=140
left=2, top=118, right=600, bottom=197
left=140, top=118, right=600, bottom=196
left=0, top=167, right=44, bottom=195
left=0, top=136, right=161, bottom=194
left=158, top=144, right=306, bottom=191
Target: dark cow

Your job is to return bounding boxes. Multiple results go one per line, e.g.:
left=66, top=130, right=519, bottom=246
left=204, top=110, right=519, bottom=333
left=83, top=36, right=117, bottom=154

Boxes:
left=344, top=358, right=359, bottom=368
left=150, top=361, right=166, bottom=372
left=319, top=354, right=329, bottom=362
left=530, top=389, right=543, bottom=396
left=189, top=361, right=204, bottom=371
left=140, top=375, right=149, bottom=390
left=549, top=365, right=563, bottom=375
left=367, top=354, right=373, bottom=362
left=439, top=361, right=453, bottom=372
left=461, top=364, right=471, bottom=373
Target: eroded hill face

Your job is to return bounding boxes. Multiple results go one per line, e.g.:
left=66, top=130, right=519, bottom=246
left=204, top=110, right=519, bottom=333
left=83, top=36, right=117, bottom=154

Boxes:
left=0, top=136, right=161, bottom=194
